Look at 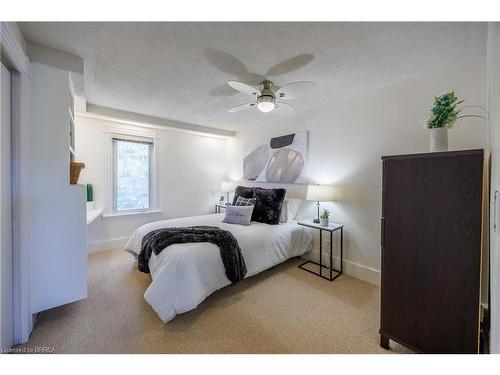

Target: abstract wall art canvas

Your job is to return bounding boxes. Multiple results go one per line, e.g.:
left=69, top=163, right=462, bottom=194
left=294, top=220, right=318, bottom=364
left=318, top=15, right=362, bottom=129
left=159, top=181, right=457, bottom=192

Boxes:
left=243, top=131, right=308, bottom=184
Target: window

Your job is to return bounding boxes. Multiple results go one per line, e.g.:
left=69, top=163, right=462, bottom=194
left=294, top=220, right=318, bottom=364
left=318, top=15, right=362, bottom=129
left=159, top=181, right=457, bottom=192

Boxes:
left=112, top=136, right=153, bottom=213
left=104, top=128, right=159, bottom=217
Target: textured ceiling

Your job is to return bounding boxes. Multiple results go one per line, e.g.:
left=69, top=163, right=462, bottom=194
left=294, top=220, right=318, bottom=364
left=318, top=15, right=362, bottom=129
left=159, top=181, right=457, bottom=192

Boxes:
left=19, top=22, right=487, bottom=131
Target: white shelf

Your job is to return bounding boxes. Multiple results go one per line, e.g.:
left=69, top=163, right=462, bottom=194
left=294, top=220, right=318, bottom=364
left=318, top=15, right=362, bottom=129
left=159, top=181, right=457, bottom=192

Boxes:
left=87, top=209, right=102, bottom=225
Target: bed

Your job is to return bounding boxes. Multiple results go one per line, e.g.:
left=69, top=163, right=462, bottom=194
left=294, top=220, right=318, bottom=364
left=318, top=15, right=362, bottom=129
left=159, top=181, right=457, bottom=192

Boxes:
left=124, top=212, right=313, bottom=322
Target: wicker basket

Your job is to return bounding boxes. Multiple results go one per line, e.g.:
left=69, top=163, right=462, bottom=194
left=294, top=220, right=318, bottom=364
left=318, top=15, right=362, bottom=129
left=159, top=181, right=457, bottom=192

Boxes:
left=70, top=162, right=85, bottom=185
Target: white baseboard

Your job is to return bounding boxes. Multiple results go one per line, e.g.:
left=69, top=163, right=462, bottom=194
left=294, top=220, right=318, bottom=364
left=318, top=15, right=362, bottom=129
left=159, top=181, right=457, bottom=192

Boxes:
left=87, top=237, right=129, bottom=253
left=303, top=250, right=381, bottom=286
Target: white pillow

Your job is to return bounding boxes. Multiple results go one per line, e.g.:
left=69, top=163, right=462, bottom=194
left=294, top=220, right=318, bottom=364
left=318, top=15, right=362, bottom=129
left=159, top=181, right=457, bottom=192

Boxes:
left=279, top=200, right=288, bottom=223
left=223, top=204, right=254, bottom=226
left=280, top=198, right=303, bottom=223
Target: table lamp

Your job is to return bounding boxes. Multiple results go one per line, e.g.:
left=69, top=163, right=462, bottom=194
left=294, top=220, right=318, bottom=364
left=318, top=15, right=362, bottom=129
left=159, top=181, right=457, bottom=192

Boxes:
left=306, top=184, right=335, bottom=223
left=221, top=181, right=236, bottom=204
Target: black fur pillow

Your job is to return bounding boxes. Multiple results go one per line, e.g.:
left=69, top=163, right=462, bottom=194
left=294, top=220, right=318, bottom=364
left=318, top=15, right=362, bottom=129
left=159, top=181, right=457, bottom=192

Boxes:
left=233, top=186, right=286, bottom=225
left=233, top=186, right=254, bottom=204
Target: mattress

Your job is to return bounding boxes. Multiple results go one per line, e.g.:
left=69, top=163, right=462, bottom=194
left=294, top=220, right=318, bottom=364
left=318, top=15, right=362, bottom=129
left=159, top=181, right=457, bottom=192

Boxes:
left=124, top=213, right=313, bottom=322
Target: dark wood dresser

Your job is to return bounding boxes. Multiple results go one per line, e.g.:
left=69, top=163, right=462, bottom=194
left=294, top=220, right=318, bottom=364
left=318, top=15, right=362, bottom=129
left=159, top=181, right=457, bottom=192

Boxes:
left=380, top=149, right=486, bottom=353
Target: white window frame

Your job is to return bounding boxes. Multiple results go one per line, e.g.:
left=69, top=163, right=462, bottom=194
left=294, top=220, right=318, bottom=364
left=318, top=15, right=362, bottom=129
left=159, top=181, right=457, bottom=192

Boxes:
left=103, top=126, right=160, bottom=217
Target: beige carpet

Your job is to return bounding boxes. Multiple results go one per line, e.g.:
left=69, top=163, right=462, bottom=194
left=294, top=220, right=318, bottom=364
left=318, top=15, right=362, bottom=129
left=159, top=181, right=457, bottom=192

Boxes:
left=18, top=249, right=411, bottom=354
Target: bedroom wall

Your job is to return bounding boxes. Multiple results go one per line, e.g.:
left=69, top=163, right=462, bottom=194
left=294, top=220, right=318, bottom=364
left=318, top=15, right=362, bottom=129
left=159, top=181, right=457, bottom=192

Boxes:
left=75, top=116, right=228, bottom=252
left=226, top=58, right=487, bottom=285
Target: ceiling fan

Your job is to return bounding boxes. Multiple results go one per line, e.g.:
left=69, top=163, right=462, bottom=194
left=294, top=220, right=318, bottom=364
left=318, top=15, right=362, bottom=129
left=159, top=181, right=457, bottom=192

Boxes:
left=227, top=80, right=314, bottom=116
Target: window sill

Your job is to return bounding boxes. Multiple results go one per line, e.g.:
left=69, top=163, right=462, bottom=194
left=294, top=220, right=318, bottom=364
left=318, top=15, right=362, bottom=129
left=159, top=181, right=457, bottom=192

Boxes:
left=102, top=209, right=163, bottom=219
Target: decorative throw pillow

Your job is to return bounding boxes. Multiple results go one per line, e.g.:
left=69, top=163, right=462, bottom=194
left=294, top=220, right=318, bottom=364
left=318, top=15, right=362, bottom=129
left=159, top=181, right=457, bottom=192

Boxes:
left=232, top=185, right=255, bottom=204
left=252, top=187, right=286, bottom=225
left=222, top=204, right=255, bottom=226
left=235, top=196, right=257, bottom=206
left=233, top=185, right=286, bottom=225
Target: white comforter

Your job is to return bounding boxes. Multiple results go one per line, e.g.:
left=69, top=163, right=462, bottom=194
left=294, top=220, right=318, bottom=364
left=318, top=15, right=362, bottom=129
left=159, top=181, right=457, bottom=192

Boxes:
left=124, top=213, right=313, bottom=322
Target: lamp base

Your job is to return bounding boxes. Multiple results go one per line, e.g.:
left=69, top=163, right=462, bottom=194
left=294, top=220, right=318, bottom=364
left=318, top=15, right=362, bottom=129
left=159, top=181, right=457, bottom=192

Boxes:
left=313, top=201, right=320, bottom=223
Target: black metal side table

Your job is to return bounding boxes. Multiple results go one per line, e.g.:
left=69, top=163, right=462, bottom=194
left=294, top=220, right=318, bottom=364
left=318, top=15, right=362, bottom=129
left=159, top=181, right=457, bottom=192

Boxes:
left=215, top=204, right=226, bottom=213
left=297, top=219, right=344, bottom=281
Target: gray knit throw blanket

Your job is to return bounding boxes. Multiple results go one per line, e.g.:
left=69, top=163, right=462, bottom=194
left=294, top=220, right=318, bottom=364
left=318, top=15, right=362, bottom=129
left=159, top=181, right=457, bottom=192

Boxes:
left=138, top=225, right=247, bottom=284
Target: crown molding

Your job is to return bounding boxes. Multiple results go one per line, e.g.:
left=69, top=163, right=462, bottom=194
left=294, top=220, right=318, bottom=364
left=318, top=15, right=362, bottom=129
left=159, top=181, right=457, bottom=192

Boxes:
left=1, top=22, right=29, bottom=75
left=81, top=104, right=235, bottom=138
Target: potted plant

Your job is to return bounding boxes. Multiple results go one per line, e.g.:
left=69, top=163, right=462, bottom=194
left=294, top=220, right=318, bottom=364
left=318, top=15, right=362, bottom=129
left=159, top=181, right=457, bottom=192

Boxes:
left=320, top=209, right=330, bottom=227
left=424, top=91, right=485, bottom=152
left=87, top=184, right=95, bottom=211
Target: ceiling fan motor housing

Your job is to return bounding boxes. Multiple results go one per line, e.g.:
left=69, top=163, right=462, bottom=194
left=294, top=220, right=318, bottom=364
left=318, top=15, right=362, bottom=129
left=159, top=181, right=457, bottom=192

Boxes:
left=256, top=80, right=276, bottom=112
left=259, top=80, right=275, bottom=97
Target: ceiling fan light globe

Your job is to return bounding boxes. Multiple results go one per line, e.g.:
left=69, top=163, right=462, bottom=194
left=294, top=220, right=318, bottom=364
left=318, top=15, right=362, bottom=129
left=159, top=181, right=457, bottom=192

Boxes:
left=257, top=101, right=275, bottom=112
left=256, top=95, right=275, bottom=113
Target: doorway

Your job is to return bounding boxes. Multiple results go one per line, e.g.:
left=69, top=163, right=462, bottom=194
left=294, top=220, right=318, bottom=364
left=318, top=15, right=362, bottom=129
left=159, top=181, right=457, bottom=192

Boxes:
left=0, top=61, right=13, bottom=350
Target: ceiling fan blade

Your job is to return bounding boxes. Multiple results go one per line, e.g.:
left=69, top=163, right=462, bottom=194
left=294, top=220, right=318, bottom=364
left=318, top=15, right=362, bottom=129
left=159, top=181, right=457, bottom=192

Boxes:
left=275, top=81, right=315, bottom=100
left=274, top=102, right=295, bottom=116
left=228, top=103, right=256, bottom=113
left=205, top=49, right=248, bottom=76
left=208, top=84, right=237, bottom=97
left=266, top=54, right=314, bottom=76
left=227, top=81, right=261, bottom=97
left=238, top=73, right=267, bottom=86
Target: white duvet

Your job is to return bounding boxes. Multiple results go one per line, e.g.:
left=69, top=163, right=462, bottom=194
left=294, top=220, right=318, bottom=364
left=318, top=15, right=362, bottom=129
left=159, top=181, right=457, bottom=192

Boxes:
left=124, top=213, right=313, bottom=322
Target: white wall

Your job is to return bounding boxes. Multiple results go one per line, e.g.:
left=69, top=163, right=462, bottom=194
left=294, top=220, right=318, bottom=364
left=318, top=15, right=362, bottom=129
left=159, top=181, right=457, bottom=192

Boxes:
left=487, top=22, right=500, bottom=354
left=75, top=116, right=228, bottom=252
left=227, top=59, right=487, bottom=285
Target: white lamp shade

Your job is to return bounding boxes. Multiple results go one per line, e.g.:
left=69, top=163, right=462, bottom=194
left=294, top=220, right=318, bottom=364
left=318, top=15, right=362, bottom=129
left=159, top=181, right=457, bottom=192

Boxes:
left=221, top=181, right=236, bottom=193
left=306, top=184, right=335, bottom=202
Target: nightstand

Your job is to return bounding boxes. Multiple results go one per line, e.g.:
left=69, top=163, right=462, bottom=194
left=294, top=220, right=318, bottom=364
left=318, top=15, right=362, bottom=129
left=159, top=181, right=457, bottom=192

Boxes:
left=215, top=204, right=227, bottom=214
left=297, top=219, right=344, bottom=281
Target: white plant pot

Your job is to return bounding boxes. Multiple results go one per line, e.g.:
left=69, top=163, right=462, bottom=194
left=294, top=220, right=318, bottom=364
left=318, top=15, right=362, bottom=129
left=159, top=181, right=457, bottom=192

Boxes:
left=86, top=201, right=95, bottom=211
left=320, top=217, right=329, bottom=227
left=430, top=127, right=448, bottom=152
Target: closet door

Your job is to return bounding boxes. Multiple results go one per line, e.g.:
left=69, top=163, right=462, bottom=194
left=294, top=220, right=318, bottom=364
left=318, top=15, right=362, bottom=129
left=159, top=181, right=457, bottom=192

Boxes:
left=381, top=150, right=483, bottom=353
